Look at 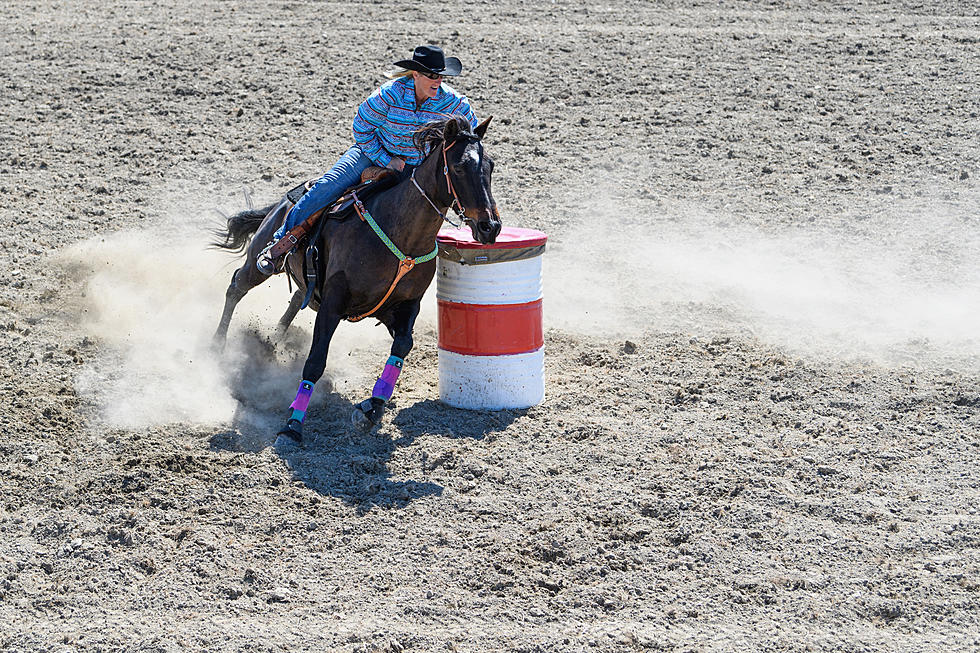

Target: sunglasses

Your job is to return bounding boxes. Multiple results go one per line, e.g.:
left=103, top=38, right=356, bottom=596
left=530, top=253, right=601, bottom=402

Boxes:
left=418, top=70, right=444, bottom=81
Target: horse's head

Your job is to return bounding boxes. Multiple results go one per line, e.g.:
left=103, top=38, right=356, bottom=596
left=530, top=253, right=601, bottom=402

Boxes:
left=434, top=116, right=502, bottom=244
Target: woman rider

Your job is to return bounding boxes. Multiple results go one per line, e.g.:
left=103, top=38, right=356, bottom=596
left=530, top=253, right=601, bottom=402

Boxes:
left=257, top=45, right=478, bottom=274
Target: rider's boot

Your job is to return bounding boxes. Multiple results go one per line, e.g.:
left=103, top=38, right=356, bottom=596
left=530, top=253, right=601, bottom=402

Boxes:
left=256, top=237, right=292, bottom=276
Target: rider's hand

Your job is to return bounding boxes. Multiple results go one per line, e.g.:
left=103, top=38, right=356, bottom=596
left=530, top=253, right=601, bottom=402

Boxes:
left=386, top=157, right=406, bottom=172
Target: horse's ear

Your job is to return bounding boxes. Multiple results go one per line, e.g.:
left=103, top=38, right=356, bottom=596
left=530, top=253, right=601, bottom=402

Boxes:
left=475, top=116, right=493, bottom=140
left=444, top=117, right=462, bottom=142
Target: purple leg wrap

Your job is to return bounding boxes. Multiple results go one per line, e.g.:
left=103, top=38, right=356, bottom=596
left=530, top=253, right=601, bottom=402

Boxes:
left=372, top=356, right=404, bottom=401
left=289, top=380, right=314, bottom=422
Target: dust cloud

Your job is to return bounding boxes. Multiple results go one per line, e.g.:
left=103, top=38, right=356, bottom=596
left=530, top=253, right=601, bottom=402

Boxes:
left=60, top=186, right=979, bottom=434
left=60, top=212, right=393, bottom=432
left=545, top=192, right=980, bottom=371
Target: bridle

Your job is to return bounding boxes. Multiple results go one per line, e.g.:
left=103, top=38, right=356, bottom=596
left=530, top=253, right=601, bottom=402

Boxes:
left=410, top=136, right=477, bottom=228
left=346, top=132, right=490, bottom=323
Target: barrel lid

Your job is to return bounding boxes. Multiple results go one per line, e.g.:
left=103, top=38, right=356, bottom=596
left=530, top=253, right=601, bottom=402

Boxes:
left=437, top=226, right=548, bottom=250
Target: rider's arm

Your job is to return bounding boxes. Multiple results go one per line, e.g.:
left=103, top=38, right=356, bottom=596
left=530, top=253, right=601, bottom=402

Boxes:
left=352, top=86, right=396, bottom=168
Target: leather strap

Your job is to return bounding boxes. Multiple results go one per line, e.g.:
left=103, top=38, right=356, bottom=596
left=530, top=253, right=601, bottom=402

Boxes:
left=266, top=207, right=325, bottom=259
left=347, top=257, right=417, bottom=323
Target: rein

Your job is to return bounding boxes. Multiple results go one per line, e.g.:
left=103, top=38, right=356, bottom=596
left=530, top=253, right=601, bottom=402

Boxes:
left=347, top=136, right=472, bottom=323
left=411, top=172, right=461, bottom=228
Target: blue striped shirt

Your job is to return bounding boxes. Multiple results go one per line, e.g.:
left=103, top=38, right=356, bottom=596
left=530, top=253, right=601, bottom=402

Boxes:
left=352, top=77, right=477, bottom=167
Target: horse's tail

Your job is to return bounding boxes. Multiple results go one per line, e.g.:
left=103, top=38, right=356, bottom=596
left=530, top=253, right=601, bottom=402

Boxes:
left=210, top=203, right=276, bottom=254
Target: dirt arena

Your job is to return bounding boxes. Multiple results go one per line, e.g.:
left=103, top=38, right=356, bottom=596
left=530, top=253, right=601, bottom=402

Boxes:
left=2, top=1, right=979, bottom=650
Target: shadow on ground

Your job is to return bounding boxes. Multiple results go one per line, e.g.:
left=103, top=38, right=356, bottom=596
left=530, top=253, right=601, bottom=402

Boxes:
left=209, top=394, right=524, bottom=513
left=208, top=327, right=526, bottom=511
left=391, top=399, right=527, bottom=442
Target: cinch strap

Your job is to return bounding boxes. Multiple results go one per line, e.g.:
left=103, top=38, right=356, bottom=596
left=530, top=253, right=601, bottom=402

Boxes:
left=371, top=356, right=404, bottom=401
left=289, top=380, right=314, bottom=423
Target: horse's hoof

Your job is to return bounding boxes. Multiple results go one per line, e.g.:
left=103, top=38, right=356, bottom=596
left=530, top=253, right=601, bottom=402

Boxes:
left=273, top=434, right=298, bottom=453
left=274, top=419, right=303, bottom=450
left=210, top=337, right=226, bottom=356
left=351, top=398, right=385, bottom=432
left=351, top=406, right=375, bottom=432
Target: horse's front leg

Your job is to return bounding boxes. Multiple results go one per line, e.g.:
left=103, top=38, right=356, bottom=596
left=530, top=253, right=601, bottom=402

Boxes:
left=274, top=283, right=346, bottom=448
left=352, top=299, right=420, bottom=431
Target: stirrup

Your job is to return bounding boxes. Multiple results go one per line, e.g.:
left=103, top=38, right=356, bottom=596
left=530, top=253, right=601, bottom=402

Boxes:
left=256, top=240, right=282, bottom=276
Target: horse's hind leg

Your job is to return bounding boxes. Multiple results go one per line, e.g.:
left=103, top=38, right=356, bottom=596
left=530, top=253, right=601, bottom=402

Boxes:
left=213, top=263, right=269, bottom=352
left=352, top=299, right=420, bottom=431
left=276, top=289, right=305, bottom=339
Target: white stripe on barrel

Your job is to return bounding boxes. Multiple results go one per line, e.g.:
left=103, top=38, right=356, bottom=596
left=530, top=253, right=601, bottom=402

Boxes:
left=436, top=226, right=547, bottom=410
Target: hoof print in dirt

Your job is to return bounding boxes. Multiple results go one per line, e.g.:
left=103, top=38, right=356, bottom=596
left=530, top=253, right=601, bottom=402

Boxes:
left=352, top=398, right=386, bottom=432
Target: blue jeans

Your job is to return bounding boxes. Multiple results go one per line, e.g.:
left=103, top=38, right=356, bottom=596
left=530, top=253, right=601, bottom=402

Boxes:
left=273, top=145, right=375, bottom=241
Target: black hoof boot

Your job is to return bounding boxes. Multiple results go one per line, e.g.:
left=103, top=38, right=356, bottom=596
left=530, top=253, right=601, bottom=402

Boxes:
left=352, top=397, right=386, bottom=432
left=274, top=419, right=303, bottom=450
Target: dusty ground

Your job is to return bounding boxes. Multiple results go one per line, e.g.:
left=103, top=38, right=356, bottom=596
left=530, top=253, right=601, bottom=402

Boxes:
left=2, top=1, right=980, bottom=651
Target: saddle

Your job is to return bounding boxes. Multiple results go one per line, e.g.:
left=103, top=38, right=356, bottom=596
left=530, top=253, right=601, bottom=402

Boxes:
left=286, top=166, right=397, bottom=220
left=266, top=166, right=398, bottom=262
left=330, top=166, right=398, bottom=216
left=271, top=166, right=400, bottom=312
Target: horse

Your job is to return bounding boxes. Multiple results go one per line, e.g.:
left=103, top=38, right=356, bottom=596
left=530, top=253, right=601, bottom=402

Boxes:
left=211, top=115, right=501, bottom=445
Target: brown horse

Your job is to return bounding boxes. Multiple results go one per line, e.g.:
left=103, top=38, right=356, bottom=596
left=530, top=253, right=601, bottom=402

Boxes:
left=211, top=116, right=500, bottom=445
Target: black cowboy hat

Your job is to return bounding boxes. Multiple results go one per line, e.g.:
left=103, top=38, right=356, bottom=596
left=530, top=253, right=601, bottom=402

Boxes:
left=393, top=45, right=462, bottom=77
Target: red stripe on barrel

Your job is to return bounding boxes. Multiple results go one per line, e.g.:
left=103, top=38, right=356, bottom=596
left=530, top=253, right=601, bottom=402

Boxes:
left=437, top=299, right=543, bottom=356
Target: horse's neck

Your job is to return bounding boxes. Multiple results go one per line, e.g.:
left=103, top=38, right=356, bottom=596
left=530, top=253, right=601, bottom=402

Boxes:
left=368, top=156, right=447, bottom=253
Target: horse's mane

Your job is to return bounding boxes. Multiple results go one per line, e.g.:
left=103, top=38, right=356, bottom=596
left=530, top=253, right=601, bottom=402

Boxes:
left=414, top=115, right=474, bottom=156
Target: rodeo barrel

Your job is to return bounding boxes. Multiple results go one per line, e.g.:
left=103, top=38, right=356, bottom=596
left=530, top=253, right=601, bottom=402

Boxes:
left=436, top=226, right=548, bottom=410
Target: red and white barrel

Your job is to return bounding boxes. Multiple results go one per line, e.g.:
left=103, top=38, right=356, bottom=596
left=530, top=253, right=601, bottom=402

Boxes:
left=436, top=226, right=547, bottom=410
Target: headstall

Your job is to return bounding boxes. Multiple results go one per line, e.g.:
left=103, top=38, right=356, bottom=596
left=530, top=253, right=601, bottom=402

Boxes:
left=410, top=137, right=474, bottom=228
